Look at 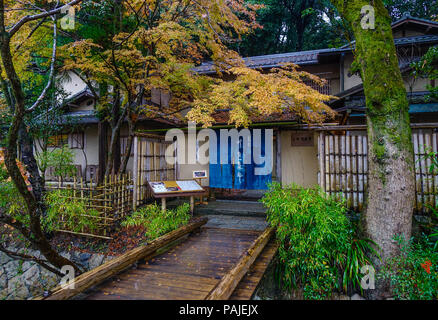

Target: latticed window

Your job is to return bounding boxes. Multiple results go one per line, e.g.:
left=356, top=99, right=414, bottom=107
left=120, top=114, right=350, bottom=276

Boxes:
left=47, top=134, right=68, bottom=148
left=303, top=79, right=331, bottom=95
left=69, top=132, right=84, bottom=149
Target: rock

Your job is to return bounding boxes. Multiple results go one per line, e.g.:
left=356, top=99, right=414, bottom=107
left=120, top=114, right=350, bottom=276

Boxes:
left=0, top=289, right=7, bottom=300
left=4, top=260, right=20, bottom=279
left=21, top=261, right=33, bottom=273
left=79, top=253, right=92, bottom=261
left=0, top=268, right=7, bottom=289
left=40, top=268, right=60, bottom=289
left=7, top=274, right=24, bottom=295
left=351, top=293, right=366, bottom=300
left=60, top=252, right=71, bottom=260
left=0, top=252, right=13, bottom=265
left=88, top=254, right=104, bottom=270
left=7, top=284, right=29, bottom=300
left=23, top=265, right=40, bottom=286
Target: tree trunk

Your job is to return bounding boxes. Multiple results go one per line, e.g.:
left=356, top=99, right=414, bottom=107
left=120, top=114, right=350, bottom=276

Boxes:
left=19, top=125, right=45, bottom=203
left=119, top=121, right=134, bottom=175
left=331, top=0, right=415, bottom=299
left=0, top=5, right=81, bottom=274
left=105, top=88, right=122, bottom=176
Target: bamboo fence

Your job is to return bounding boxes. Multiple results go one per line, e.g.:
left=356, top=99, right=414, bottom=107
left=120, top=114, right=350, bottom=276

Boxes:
left=46, top=174, right=133, bottom=239
left=318, top=128, right=438, bottom=213
left=133, top=134, right=176, bottom=209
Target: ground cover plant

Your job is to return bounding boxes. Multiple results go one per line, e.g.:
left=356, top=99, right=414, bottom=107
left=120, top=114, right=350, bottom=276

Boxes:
left=122, top=203, right=191, bottom=240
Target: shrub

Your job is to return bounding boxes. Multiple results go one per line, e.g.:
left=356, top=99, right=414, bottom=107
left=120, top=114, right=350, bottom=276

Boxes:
left=37, top=145, right=77, bottom=183
left=261, top=182, right=377, bottom=299
left=43, top=189, right=101, bottom=233
left=122, top=203, right=191, bottom=240
left=379, top=234, right=438, bottom=300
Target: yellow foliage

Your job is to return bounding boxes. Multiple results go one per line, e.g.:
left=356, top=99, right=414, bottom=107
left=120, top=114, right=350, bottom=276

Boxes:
left=60, top=0, right=261, bottom=121
left=187, top=64, right=337, bottom=128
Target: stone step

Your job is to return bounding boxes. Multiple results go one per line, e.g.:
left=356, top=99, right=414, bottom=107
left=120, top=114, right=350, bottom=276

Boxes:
left=168, top=199, right=267, bottom=217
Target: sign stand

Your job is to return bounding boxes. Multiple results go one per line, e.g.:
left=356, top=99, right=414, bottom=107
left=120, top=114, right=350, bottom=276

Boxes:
left=193, top=171, right=208, bottom=205
left=148, top=180, right=206, bottom=214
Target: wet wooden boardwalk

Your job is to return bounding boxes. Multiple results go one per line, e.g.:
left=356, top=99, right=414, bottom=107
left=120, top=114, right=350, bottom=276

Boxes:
left=83, top=227, right=273, bottom=300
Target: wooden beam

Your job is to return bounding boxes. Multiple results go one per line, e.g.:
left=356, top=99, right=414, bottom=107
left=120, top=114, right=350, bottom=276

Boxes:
left=38, top=217, right=208, bottom=300
left=205, top=227, right=275, bottom=300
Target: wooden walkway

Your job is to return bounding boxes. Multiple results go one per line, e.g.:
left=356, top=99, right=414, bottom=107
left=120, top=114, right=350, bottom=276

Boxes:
left=82, top=227, right=276, bottom=300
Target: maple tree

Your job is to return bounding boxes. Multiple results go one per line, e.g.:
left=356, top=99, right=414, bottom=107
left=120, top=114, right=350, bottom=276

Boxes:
left=0, top=0, right=84, bottom=274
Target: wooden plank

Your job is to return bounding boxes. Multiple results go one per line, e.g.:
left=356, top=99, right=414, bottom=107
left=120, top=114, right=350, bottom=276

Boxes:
left=205, top=227, right=275, bottom=300
left=230, top=239, right=279, bottom=300
left=38, top=217, right=208, bottom=300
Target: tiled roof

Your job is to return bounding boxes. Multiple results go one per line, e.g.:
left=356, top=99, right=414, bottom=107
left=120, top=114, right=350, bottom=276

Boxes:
left=211, top=109, right=298, bottom=124
left=193, top=48, right=338, bottom=74
left=340, top=34, right=438, bottom=50
left=391, top=14, right=438, bottom=30
left=195, top=35, right=438, bottom=75
left=61, top=110, right=99, bottom=124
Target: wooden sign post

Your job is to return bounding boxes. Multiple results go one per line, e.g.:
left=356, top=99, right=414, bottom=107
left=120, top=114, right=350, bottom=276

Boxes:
left=193, top=170, right=208, bottom=205
left=147, top=180, right=206, bottom=214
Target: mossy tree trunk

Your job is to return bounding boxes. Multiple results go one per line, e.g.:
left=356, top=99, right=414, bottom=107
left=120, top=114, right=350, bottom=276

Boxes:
left=331, top=0, right=415, bottom=298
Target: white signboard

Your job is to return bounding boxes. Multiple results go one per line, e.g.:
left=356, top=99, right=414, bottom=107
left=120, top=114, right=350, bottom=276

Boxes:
left=176, top=180, right=203, bottom=192
left=149, top=180, right=204, bottom=194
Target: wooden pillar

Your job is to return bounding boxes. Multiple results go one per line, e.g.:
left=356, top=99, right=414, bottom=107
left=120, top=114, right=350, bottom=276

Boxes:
left=190, top=196, right=194, bottom=214
left=275, top=129, right=282, bottom=185
left=133, top=136, right=138, bottom=210
left=161, top=198, right=166, bottom=213
left=318, top=131, right=326, bottom=191
left=98, top=121, right=108, bottom=184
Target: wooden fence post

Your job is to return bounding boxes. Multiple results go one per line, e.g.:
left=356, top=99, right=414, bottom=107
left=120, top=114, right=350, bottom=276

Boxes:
left=133, top=135, right=139, bottom=211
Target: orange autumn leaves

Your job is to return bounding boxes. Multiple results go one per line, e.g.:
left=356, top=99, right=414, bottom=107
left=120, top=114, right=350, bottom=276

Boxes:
left=187, top=64, right=337, bottom=128
left=0, top=149, right=30, bottom=186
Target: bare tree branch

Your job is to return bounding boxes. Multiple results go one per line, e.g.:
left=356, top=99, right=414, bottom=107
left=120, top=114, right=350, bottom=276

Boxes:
left=0, top=245, right=63, bottom=276
left=26, top=18, right=57, bottom=113
left=9, top=0, right=82, bottom=37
